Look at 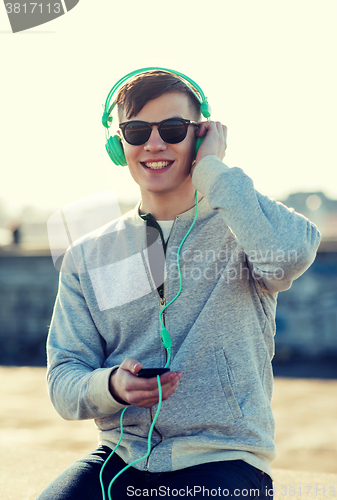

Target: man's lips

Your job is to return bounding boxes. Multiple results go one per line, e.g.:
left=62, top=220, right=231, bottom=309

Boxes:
left=141, top=160, right=174, bottom=171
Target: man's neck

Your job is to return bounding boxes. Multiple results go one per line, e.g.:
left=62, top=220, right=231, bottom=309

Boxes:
left=139, top=188, right=198, bottom=220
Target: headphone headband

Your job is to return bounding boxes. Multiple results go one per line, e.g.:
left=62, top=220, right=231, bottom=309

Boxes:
left=102, top=67, right=211, bottom=129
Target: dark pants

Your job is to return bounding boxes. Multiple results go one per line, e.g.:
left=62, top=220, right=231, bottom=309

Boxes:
left=36, top=446, right=273, bottom=500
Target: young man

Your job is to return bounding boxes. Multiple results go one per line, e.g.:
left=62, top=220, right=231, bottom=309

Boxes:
left=38, top=70, right=320, bottom=499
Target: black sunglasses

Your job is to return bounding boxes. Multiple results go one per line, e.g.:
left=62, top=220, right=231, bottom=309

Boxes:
left=119, top=118, right=198, bottom=146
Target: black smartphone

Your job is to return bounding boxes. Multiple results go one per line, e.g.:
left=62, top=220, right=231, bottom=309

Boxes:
left=137, top=368, right=170, bottom=378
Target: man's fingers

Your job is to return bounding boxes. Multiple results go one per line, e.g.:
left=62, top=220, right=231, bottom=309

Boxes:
left=196, top=121, right=227, bottom=144
left=129, top=371, right=181, bottom=394
left=130, top=380, right=180, bottom=407
left=127, top=372, right=182, bottom=407
left=194, top=120, right=227, bottom=164
left=119, top=357, right=143, bottom=374
left=114, top=357, right=183, bottom=408
left=196, top=122, right=209, bottom=137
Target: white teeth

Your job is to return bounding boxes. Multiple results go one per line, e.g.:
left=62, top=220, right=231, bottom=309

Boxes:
left=144, top=161, right=171, bottom=169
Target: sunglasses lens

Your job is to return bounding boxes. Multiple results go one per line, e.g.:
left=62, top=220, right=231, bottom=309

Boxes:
left=123, top=121, right=151, bottom=145
left=159, top=119, right=188, bottom=144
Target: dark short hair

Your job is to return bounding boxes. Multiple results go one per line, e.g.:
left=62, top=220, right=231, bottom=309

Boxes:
left=116, top=71, right=202, bottom=121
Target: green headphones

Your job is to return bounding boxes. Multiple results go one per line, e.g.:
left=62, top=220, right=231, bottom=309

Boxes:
left=102, top=67, right=212, bottom=166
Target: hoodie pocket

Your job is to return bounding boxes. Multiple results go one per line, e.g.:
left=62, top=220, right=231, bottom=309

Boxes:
left=214, top=348, right=243, bottom=422
left=154, top=346, right=244, bottom=436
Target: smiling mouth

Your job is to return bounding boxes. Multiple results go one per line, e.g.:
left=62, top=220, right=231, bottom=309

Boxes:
left=142, top=161, right=173, bottom=170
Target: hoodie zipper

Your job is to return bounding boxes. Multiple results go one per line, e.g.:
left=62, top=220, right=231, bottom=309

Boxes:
left=145, top=295, right=166, bottom=471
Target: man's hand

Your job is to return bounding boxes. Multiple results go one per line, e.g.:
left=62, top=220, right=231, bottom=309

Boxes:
left=191, top=121, right=227, bottom=175
left=109, top=357, right=182, bottom=408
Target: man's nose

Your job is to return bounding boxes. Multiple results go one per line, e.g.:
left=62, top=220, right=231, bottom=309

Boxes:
left=144, top=127, right=167, bottom=151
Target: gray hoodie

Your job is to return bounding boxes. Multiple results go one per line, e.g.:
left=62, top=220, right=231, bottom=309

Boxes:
left=47, top=155, right=321, bottom=479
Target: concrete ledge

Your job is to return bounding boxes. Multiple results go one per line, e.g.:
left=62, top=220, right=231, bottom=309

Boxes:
left=0, top=447, right=78, bottom=500
left=1, top=447, right=337, bottom=500
left=272, top=468, right=337, bottom=499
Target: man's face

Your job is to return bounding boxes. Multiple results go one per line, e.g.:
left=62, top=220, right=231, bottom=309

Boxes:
left=119, top=92, right=198, bottom=198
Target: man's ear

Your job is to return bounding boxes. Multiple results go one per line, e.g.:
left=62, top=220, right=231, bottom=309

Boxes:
left=116, top=129, right=125, bottom=150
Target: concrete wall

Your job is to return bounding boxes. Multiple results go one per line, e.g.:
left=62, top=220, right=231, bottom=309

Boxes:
left=275, top=248, right=337, bottom=359
left=0, top=247, right=336, bottom=366
left=0, top=251, right=59, bottom=365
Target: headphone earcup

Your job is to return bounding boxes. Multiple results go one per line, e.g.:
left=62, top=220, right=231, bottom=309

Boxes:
left=195, top=136, right=204, bottom=158
left=105, top=135, right=127, bottom=166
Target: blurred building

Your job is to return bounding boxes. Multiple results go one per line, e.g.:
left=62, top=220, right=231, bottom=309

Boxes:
left=0, top=201, right=137, bottom=250
left=275, top=247, right=337, bottom=358
left=281, top=191, right=337, bottom=240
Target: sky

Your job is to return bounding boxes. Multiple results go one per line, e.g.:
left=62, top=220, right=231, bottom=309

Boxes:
left=1, top=0, right=336, bottom=218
